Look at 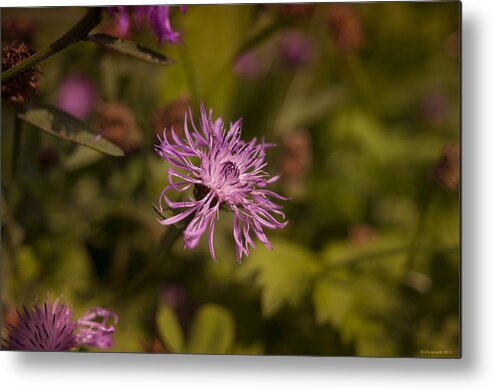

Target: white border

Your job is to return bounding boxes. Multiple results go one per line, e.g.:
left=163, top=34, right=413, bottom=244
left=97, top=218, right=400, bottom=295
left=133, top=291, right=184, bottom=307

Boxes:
left=2, top=0, right=493, bottom=389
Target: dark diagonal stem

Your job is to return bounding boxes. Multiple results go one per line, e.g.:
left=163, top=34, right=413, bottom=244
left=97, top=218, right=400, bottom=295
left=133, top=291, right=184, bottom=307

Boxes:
left=2, top=8, right=101, bottom=83
left=113, top=223, right=185, bottom=302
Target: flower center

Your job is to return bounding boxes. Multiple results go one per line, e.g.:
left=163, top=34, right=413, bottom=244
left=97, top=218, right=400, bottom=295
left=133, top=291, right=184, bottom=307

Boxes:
left=195, top=161, right=242, bottom=205
left=221, top=161, right=240, bottom=182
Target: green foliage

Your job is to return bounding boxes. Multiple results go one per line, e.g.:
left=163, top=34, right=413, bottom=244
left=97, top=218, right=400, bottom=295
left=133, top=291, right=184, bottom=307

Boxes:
left=188, top=304, right=235, bottom=354
left=16, top=246, right=40, bottom=285
left=313, top=273, right=352, bottom=328
left=18, top=104, right=124, bottom=156
left=239, top=239, right=320, bottom=316
left=63, top=146, right=105, bottom=171
left=156, top=303, right=235, bottom=354
left=156, top=305, right=185, bottom=353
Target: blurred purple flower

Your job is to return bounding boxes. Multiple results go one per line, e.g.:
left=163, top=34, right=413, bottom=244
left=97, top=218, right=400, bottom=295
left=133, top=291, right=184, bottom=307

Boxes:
left=161, top=284, right=187, bottom=309
left=2, top=298, right=118, bottom=352
left=422, top=92, right=449, bottom=126
left=56, top=74, right=97, bottom=120
left=106, top=6, right=130, bottom=37
left=278, top=30, right=314, bottom=69
left=233, top=51, right=265, bottom=80
left=155, top=103, right=288, bottom=262
left=107, top=5, right=186, bottom=44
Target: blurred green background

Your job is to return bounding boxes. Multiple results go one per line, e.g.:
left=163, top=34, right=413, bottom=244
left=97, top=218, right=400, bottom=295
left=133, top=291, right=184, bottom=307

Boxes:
left=1, top=2, right=460, bottom=357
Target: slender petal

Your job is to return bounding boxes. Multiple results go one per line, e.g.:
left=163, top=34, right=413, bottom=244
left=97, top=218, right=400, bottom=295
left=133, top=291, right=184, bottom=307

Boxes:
left=76, top=307, right=119, bottom=349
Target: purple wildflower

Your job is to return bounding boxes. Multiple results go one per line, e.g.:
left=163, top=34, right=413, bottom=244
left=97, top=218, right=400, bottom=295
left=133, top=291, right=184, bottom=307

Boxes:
left=233, top=50, right=265, bottom=80
left=155, top=103, right=288, bottom=262
left=2, top=298, right=118, bottom=352
left=107, top=5, right=186, bottom=44
left=56, top=74, right=97, bottom=120
left=278, top=30, right=314, bottom=69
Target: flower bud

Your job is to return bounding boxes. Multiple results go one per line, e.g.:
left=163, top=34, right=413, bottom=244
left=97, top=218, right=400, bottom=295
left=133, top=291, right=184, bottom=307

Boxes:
left=431, top=142, right=460, bottom=191
left=1, top=18, right=35, bottom=43
left=279, top=130, right=312, bottom=181
left=93, top=102, right=142, bottom=154
left=327, top=4, right=365, bottom=55
left=1, top=41, right=40, bottom=106
left=151, top=96, right=191, bottom=140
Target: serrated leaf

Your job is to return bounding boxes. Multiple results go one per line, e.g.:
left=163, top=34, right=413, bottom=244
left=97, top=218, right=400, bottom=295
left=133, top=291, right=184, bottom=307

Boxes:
left=313, top=278, right=353, bottom=327
left=239, top=239, right=320, bottom=317
left=156, top=305, right=185, bottom=353
left=188, top=304, right=235, bottom=354
left=342, top=311, right=399, bottom=357
left=353, top=275, right=401, bottom=317
left=18, top=104, right=124, bottom=156
left=86, top=33, right=175, bottom=66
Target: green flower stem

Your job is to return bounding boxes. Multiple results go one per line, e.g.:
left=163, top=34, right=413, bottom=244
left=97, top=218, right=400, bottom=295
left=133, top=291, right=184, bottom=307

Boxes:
left=113, top=222, right=186, bottom=302
left=346, top=54, right=378, bottom=113
left=271, top=8, right=324, bottom=134
left=203, top=16, right=294, bottom=103
left=178, top=44, right=200, bottom=109
left=231, top=17, right=293, bottom=61
left=11, top=114, right=22, bottom=178
left=405, top=193, right=435, bottom=270
left=323, top=244, right=458, bottom=272
left=1, top=8, right=101, bottom=83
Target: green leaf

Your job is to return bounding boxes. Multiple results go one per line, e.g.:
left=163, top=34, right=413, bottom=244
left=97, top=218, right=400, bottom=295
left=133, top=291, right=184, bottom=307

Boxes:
left=64, top=145, right=104, bottom=170
left=342, top=311, right=399, bottom=357
left=16, top=246, right=40, bottom=284
left=238, top=239, right=320, bottom=316
left=313, top=276, right=353, bottom=327
left=47, top=242, right=93, bottom=304
left=86, top=33, right=175, bottom=66
left=188, top=304, right=235, bottom=354
left=18, top=104, right=124, bottom=156
left=156, top=305, right=185, bottom=353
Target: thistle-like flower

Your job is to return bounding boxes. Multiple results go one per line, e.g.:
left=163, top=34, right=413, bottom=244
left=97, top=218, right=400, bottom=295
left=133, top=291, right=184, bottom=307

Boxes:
left=2, top=298, right=118, bottom=352
left=155, top=104, right=288, bottom=262
left=107, top=5, right=186, bottom=44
